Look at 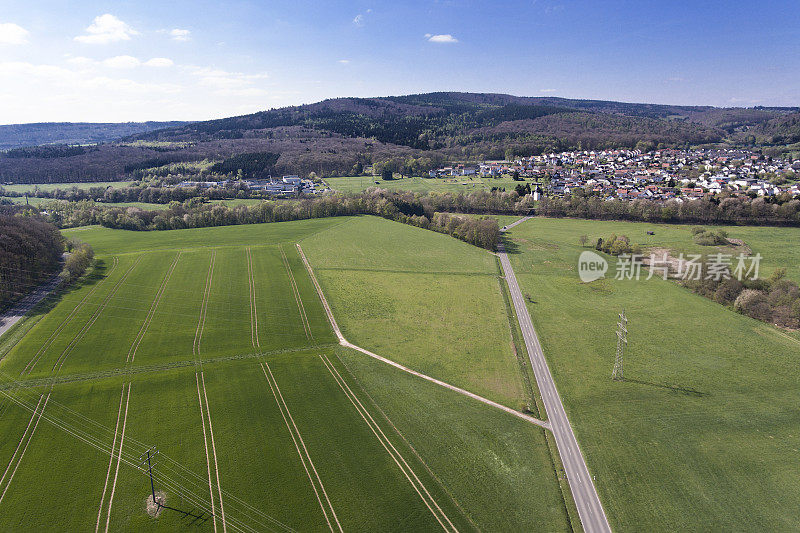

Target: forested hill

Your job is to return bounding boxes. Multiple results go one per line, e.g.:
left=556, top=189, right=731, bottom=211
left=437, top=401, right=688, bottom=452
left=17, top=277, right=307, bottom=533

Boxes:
left=0, top=121, right=189, bottom=151
left=1, top=92, right=798, bottom=183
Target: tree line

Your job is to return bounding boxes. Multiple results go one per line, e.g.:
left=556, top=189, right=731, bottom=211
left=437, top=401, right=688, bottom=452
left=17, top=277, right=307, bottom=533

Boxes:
left=537, top=193, right=800, bottom=226
left=39, top=189, right=514, bottom=250
left=0, top=213, right=65, bottom=311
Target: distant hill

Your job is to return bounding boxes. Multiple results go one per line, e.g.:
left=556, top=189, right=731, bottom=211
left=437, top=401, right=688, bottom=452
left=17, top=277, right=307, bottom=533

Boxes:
left=1, top=93, right=797, bottom=184
left=0, top=121, right=190, bottom=151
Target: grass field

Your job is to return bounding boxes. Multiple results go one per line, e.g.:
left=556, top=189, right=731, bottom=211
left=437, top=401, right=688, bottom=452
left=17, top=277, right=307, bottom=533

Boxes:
left=300, top=216, right=529, bottom=409
left=325, top=175, right=539, bottom=194
left=0, top=216, right=567, bottom=531
left=505, top=217, right=800, bottom=531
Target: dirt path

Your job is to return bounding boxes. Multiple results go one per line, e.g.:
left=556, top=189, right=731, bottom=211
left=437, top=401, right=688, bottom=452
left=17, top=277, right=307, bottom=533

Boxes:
left=295, top=243, right=550, bottom=431
left=260, top=362, right=341, bottom=533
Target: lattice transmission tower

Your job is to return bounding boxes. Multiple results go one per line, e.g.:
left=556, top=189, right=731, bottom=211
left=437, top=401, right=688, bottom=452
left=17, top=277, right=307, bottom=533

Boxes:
left=612, top=309, right=627, bottom=381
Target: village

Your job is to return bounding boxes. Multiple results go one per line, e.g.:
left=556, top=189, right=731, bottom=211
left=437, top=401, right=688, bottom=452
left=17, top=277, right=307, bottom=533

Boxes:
left=433, top=148, right=800, bottom=201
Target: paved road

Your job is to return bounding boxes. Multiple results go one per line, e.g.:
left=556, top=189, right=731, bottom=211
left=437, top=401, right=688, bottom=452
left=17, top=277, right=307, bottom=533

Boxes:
left=0, top=274, right=62, bottom=339
left=498, top=222, right=611, bottom=533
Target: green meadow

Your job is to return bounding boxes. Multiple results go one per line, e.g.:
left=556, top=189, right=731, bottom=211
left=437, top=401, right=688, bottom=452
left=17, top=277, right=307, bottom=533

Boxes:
left=505, top=217, right=800, bottom=531
left=0, top=216, right=566, bottom=531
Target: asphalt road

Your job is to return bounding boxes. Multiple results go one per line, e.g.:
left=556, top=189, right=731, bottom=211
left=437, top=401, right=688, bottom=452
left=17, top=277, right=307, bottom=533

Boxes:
left=499, top=219, right=612, bottom=533
left=0, top=274, right=62, bottom=340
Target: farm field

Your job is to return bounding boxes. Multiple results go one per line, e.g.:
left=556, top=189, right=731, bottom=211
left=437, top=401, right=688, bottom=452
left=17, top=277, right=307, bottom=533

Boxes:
left=504, top=217, right=800, bottom=531
left=0, top=217, right=566, bottom=531
left=300, top=216, right=528, bottom=409
left=519, top=216, right=800, bottom=282
left=325, top=175, right=540, bottom=194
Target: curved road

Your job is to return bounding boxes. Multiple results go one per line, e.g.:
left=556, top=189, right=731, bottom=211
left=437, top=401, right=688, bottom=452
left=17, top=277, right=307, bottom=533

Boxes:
left=499, top=217, right=611, bottom=533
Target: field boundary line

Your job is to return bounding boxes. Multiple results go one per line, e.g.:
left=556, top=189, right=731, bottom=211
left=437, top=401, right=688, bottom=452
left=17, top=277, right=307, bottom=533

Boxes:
left=318, top=354, right=457, bottom=533
left=0, top=391, right=51, bottom=504
left=295, top=243, right=550, bottom=431
left=246, top=247, right=260, bottom=350
left=95, top=384, right=126, bottom=532
left=279, top=246, right=312, bottom=340
left=193, top=251, right=216, bottom=358
left=260, top=362, right=341, bottom=533
left=104, top=382, right=131, bottom=533
left=127, top=252, right=181, bottom=363
left=51, top=256, right=141, bottom=374
left=21, top=257, right=120, bottom=376
left=200, top=371, right=227, bottom=533
left=196, top=372, right=219, bottom=533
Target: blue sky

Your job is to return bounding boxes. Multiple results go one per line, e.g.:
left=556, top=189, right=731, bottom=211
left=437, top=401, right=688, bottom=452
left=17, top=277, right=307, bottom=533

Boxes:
left=1, top=0, right=798, bottom=123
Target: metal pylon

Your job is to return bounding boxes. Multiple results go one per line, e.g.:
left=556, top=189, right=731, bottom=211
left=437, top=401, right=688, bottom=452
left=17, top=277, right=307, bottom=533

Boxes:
left=613, top=309, right=627, bottom=381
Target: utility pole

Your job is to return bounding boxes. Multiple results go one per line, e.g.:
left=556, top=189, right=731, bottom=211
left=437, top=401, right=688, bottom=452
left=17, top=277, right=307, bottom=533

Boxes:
left=613, top=309, right=627, bottom=381
left=140, top=446, right=159, bottom=504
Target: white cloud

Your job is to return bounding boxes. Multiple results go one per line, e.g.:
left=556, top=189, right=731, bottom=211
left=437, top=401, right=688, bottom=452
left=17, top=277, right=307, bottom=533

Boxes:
left=169, top=28, right=191, bottom=41
left=144, top=57, right=174, bottom=68
left=540, top=88, right=556, bottom=93
left=75, top=14, right=138, bottom=44
left=337, top=59, right=350, bottom=65
left=353, top=14, right=364, bottom=26
left=186, top=65, right=268, bottom=94
left=0, top=22, right=29, bottom=45
left=426, top=34, right=458, bottom=43
left=66, top=56, right=95, bottom=67
left=102, top=55, right=141, bottom=69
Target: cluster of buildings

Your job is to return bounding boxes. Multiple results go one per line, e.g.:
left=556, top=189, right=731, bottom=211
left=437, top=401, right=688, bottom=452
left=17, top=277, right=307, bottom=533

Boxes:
left=432, top=149, right=800, bottom=201
left=175, top=175, right=317, bottom=196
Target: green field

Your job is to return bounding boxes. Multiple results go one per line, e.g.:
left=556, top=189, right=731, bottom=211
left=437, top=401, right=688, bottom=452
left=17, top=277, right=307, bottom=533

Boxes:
left=301, top=216, right=528, bottom=408
left=0, top=217, right=567, bottom=531
left=505, top=217, right=800, bottom=531
left=325, top=175, right=539, bottom=194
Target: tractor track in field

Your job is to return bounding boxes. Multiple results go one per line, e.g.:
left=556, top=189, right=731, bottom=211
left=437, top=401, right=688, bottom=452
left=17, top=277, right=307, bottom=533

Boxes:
left=193, top=251, right=216, bottom=358
left=50, top=256, right=141, bottom=374
left=295, top=243, right=550, bottom=431
left=319, top=354, right=458, bottom=533
left=246, top=247, right=260, bottom=350
left=280, top=246, right=312, bottom=340
left=127, top=252, right=181, bottom=363
left=20, top=257, right=120, bottom=376
left=196, top=371, right=227, bottom=533
left=0, top=391, right=51, bottom=505
left=95, top=384, right=126, bottom=532
left=260, top=362, right=341, bottom=533
left=103, top=382, right=131, bottom=533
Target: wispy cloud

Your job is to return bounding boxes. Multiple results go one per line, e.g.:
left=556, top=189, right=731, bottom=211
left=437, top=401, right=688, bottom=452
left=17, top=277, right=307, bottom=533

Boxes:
left=425, top=33, right=458, bottom=43
left=75, top=14, right=138, bottom=44
left=169, top=28, right=191, bottom=42
left=186, top=65, right=269, bottom=95
left=144, top=57, right=174, bottom=67
left=102, top=55, right=141, bottom=68
left=353, top=14, right=365, bottom=26
left=0, top=22, right=29, bottom=45
left=666, top=76, right=685, bottom=82
left=539, top=88, right=557, bottom=93
left=337, top=59, right=350, bottom=65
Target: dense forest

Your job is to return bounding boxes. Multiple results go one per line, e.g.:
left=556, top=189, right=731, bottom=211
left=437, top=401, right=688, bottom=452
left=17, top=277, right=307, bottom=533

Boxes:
left=1, top=93, right=797, bottom=184
left=0, top=214, right=65, bottom=310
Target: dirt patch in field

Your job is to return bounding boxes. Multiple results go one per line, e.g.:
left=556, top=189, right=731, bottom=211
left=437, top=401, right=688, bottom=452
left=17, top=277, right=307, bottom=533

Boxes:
left=145, top=491, right=167, bottom=518
left=725, top=238, right=752, bottom=255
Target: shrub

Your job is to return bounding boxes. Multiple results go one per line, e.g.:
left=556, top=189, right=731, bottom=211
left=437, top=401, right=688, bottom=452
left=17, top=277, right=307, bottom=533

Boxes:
left=734, top=289, right=773, bottom=321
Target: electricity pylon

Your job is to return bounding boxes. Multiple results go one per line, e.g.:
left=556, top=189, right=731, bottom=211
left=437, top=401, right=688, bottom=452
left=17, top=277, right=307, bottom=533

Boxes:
left=612, top=309, right=627, bottom=381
